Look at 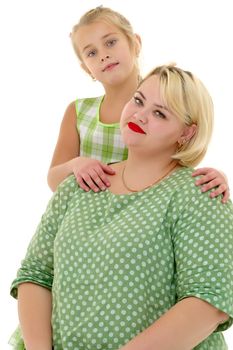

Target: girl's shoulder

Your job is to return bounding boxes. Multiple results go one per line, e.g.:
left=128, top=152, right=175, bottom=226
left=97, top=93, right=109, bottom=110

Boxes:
left=75, top=95, right=104, bottom=110
left=75, top=95, right=104, bottom=124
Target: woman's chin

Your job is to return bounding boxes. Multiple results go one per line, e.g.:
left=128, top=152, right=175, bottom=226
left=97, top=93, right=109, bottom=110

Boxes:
left=122, top=131, right=145, bottom=147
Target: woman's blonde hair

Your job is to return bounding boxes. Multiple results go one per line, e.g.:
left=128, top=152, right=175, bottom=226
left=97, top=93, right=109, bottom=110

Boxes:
left=141, top=65, right=214, bottom=167
left=70, top=6, right=140, bottom=67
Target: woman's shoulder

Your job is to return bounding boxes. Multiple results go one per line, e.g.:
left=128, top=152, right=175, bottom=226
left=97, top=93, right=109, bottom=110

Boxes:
left=55, top=175, right=80, bottom=200
left=169, top=167, right=233, bottom=214
left=165, top=167, right=197, bottom=194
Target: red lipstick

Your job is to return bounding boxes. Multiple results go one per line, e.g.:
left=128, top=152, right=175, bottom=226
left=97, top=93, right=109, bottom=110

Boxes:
left=128, top=122, right=146, bottom=134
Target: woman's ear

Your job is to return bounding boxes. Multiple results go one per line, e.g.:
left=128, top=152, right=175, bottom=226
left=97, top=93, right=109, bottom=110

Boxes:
left=134, top=33, right=142, bottom=57
left=178, top=124, right=197, bottom=145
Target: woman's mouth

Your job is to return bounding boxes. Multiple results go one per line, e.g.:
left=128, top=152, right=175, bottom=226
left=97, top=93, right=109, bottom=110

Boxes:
left=128, top=122, right=146, bottom=134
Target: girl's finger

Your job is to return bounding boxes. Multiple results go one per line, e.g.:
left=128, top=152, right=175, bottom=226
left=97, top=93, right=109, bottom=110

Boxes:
left=200, top=179, right=220, bottom=192
left=75, top=174, right=90, bottom=192
left=89, top=169, right=107, bottom=190
left=192, top=167, right=211, bottom=177
left=82, top=173, right=100, bottom=192
left=101, top=163, right=116, bottom=175
left=94, top=168, right=112, bottom=187
left=195, top=173, right=216, bottom=186
left=221, top=187, right=230, bottom=203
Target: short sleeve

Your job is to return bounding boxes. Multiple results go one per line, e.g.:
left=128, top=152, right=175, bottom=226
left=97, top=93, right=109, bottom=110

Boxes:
left=171, top=188, right=233, bottom=332
left=10, top=175, right=77, bottom=298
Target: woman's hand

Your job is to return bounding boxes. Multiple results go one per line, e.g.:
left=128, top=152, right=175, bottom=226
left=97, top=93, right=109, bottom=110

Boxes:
left=192, top=167, right=229, bottom=203
left=72, top=157, right=115, bottom=192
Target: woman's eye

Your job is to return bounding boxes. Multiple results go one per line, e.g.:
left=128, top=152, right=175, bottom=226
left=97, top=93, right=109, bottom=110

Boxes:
left=106, top=39, right=117, bottom=47
left=133, top=96, right=143, bottom=106
left=153, top=110, right=166, bottom=119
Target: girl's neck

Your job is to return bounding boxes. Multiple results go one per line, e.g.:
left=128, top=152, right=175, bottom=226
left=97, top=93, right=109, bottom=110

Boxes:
left=100, top=69, right=139, bottom=123
left=104, top=77, right=138, bottom=103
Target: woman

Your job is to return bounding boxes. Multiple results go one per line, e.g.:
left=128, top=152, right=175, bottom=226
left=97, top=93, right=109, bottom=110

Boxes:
left=10, top=65, right=233, bottom=349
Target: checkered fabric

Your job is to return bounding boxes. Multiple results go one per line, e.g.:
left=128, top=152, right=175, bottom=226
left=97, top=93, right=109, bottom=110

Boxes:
left=76, top=96, right=128, bottom=163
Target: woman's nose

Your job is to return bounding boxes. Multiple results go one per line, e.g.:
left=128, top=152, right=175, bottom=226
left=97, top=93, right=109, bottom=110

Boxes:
left=133, top=112, right=147, bottom=124
left=101, top=55, right=110, bottom=62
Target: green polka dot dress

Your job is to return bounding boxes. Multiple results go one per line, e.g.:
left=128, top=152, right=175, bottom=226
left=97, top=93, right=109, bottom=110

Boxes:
left=10, top=168, right=233, bottom=349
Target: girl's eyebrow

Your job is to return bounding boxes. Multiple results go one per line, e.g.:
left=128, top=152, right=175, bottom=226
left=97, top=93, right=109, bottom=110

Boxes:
left=82, top=32, right=118, bottom=53
left=135, top=90, right=169, bottom=111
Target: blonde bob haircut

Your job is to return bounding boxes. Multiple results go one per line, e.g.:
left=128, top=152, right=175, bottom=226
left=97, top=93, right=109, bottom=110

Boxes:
left=70, top=6, right=140, bottom=68
left=140, top=65, right=214, bottom=167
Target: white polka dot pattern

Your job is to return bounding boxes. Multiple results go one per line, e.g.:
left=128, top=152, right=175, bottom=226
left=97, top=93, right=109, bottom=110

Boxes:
left=11, top=168, right=233, bottom=350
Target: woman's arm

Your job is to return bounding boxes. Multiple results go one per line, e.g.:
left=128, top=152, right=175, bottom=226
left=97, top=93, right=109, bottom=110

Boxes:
left=18, top=283, right=52, bottom=350
left=120, top=297, right=228, bottom=350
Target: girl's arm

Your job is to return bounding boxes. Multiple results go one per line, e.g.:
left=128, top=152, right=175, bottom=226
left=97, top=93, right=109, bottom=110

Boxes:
left=192, top=167, right=229, bottom=203
left=47, top=101, right=80, bottom=191
left=18, top=283, right=52, bottom=350
left=47, top=101, right=115, bottom=192
left=120, top=297, right=228, bottom=350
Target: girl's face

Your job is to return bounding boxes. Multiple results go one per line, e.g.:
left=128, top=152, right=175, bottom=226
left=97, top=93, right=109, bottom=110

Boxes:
left=120, top=75, right=195, bottom=157
left=75, top=21, right=138, bottom=86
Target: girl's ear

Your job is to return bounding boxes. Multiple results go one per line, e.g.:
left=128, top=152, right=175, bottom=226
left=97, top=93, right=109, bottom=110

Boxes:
left=178, top=124, right=197, bottom=145
left=134, top=33, right=142, bottom=57
left=80, top=63, right=95, bottom=80
left=81, top=62, right=91, bottom=75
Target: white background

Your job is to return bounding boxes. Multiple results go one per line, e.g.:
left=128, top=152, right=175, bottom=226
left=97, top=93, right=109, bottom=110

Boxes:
left=1, top=0, right=233, bottom=348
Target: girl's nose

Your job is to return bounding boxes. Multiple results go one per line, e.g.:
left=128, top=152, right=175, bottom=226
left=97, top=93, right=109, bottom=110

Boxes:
left=101, top=55, right=110, bottom=62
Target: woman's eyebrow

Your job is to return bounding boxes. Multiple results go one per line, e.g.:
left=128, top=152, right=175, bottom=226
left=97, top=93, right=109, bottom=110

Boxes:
left=153, top=103, right=169, bottom=111
left=136, top=90, right=168, bottom=111
left=135, top=90, right=146, bottom=100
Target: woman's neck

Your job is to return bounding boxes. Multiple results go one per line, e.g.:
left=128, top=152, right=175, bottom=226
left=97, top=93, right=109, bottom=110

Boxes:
left=121, top=154, right=179, bottom=192
left=109, top=153, right=180, bottom=195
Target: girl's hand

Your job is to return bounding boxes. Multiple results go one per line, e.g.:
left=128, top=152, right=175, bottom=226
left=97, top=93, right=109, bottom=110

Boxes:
left=72, top=157, right=115, bottom=192
left=192, top=167, right=230, bottom=203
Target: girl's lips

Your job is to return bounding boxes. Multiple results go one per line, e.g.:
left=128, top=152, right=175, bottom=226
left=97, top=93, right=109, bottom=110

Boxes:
left=128, top=122, right=146, bottom=134
left=103, top=62, right=119, bottom=72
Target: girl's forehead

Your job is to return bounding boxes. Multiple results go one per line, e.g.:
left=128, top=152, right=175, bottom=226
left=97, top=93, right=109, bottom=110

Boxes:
left=75, top=21, right=123, bottom=51
left=77, top=21, right=121, bottom=36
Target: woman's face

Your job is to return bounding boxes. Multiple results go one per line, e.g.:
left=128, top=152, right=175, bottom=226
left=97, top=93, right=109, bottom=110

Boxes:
left=120, top=74, right=192, bottom=157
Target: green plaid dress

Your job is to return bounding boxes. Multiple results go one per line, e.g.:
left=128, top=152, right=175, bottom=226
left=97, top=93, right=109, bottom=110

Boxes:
left=76, top=96, right=128, bottom=163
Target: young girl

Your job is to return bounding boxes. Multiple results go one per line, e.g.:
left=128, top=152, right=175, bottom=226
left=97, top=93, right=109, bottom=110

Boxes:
left=47, top=6, right=229, bottom=201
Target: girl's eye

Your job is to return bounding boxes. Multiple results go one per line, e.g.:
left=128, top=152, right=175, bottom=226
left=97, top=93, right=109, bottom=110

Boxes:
left=133, top=96, right=143, bottom=106
left=153, top=110, right=166, bottom=119
left=87, top=50, right=96, bottom=57
left=106, top=39, right=117, bottom=47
